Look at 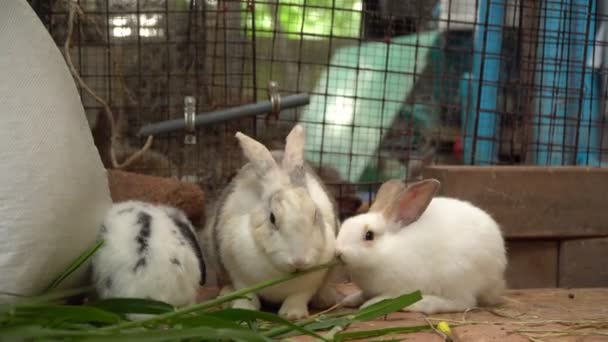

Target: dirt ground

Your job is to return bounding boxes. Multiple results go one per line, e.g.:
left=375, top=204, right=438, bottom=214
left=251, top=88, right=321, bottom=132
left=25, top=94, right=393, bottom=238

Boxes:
left=198, top=284, right=608, bottom=341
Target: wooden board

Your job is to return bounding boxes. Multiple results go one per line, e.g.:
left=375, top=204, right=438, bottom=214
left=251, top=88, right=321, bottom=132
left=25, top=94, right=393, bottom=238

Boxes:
left=559, top=237, right=608, bottom=288
left=506, top=240, right=558, bottom=289
left=422, top=166, right=608, bottom=239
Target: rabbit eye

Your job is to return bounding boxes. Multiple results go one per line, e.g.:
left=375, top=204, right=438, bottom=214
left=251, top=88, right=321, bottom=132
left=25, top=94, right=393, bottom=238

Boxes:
left=269, top=212, right=276, bottom=225
left=365, top=230, right=374, bottom=241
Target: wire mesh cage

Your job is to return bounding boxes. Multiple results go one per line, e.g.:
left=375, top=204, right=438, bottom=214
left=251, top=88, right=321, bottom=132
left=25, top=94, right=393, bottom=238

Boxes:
left=30, top=0, right=608, bottom=217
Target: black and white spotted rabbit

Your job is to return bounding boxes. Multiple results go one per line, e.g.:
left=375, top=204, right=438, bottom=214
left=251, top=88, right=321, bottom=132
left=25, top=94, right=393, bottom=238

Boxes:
left=91, top=201, right=205, bottom=308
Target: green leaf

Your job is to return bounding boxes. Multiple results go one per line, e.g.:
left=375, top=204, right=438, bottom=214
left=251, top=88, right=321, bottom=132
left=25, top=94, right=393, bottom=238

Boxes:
left=334, top=325, right=430, bottom=341
left=99, top=261, right=338, bottom=332
left=81, top=326, right=272, bottom=342
left=264, top=310, right=355, bottom=338
left=0, top=325, right=271, bottom=342
left=211, top=308, right=327, bottom=341
left=0, top=325, right=106, bottom=339
left=13, top=303, right=122, bottom=325
left=353, top=291, right=422, bottom=321
left=89, top=298, right=175, bottom=315
left=305, top=317, right=354, bottom=332
left=268, top=292, right=423, bottom=339
left=171, top=312, right=251, bottom=330
left=43, top=240, right=104, bottom=294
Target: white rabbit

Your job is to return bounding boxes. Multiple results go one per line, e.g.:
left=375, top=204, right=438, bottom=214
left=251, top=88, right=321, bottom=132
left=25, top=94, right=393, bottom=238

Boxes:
left=91, top=201, right=206, bottom=308
left=336, top=179, right=507, bottom=314
left=201, top=124, right=340, bottom=320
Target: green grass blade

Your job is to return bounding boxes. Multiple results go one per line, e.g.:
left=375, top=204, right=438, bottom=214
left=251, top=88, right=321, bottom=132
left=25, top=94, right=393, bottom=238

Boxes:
left=81, top=326, right=272, bottom=342
left=264, top=310, right=355, bottom=338
left=42, top=240, right=104, bottom=294
left=210, top=308, right=328, bottom=341
left=352, top=291, right=422, bottom=321
left=170, top=312, right=252, bottom=330
left=0, top=286, right=95, bottom=316
left=12, top=303, right=122, bottom=325
left=100, top=260, right=338, bottom=332
left=89, top=298, right=175, bottom=315
left=299, top=316, right=355, bottom=332
left=334, top=325, right=429, bottom=341
left=0, top=286, right=95, bottom=320
left=268, top=292, right=422, bottom=339
left=0, top=290, right=28, bottom=298
left=0, top=325, right=108, bottom=339
left=0, top=325, right=271, bottom=342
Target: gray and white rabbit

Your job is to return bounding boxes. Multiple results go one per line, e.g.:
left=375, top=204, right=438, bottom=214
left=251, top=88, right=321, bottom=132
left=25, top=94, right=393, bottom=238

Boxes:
left=202, top=124, right=340, bottom=320
left=91, top=201, right=206, bottom=308
left=336, top=179, right=507, bottom=314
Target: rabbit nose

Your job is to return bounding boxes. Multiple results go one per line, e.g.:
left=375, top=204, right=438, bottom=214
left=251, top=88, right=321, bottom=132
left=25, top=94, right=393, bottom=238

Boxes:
left=335, top=250, right=343, bottom=262
left=290, top=258, right=307, bottom=270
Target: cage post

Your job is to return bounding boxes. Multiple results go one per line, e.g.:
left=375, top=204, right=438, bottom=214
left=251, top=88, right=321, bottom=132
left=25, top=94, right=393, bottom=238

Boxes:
left=464, top=0, right=506, bottom=165
left=532, top=0, right=571, bottom=165
left=572, top=0, right=601, bottom=166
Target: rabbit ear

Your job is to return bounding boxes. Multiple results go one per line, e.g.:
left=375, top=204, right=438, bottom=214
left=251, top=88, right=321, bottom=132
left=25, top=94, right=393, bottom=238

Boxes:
left=235, top=131, right=279, bottom=177
left=282, top=124, right=306, bottom=184
left=385, top=179, right=440, bottom=227
left=369, top=179, right=407, bottom=213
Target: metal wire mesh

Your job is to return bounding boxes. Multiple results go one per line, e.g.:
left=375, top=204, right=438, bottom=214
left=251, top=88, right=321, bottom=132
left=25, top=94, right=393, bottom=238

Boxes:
left=31, top=0, right=608, bottom=216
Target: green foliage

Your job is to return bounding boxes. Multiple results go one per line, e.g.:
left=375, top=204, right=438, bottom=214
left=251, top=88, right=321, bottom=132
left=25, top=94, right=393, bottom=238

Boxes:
left=242, top=0, right=362, bottom=39
left=43, top=240, right=104, bottom=294
left=0, top=241, right=428, bottom=341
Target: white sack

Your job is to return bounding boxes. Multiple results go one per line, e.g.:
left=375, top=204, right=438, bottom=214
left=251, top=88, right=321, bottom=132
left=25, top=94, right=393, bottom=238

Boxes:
left=0, top=0, right=112, bottom=301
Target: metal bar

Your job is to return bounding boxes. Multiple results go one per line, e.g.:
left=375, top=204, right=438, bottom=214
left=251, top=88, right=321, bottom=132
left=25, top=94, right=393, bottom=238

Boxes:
left=572, top=0, right=600, bottom=166
left=533, top=0, right=569, bottom=165
left=137, top=93, right=310, bottom=136
left=465, top=0, right=505, bottom=165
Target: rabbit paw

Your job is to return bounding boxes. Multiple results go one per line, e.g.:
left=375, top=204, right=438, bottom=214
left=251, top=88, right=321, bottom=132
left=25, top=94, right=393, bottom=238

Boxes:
left=404, top=295, right=474, bottom=315
left=279, top=295, right=310, bottom=320
left=340, top=291, right=365, bottom=308
left=231, top=293, right=261, bottom=311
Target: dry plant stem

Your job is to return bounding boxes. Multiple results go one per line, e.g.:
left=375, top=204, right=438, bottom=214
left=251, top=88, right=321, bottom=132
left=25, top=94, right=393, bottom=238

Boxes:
left=523, top=336, right=546, bottom=342
left=424, top=317, right=451, bottom=342
left=427, top=317, right=608, bottom=327
left=63, top=0, right=154, bottom=169
left=321, top=324, right=348, bottom=341
left=518, top=329, right=608, bottom=336
left=309, top=303, right=342, bottom=319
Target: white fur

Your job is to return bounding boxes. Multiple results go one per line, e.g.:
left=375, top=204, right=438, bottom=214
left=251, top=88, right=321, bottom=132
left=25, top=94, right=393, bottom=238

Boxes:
left=336, top=196, right=507, bottom=314
left=203, top=125, right=338, bottom=320
left=92, top=201, right=203, bottom=308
